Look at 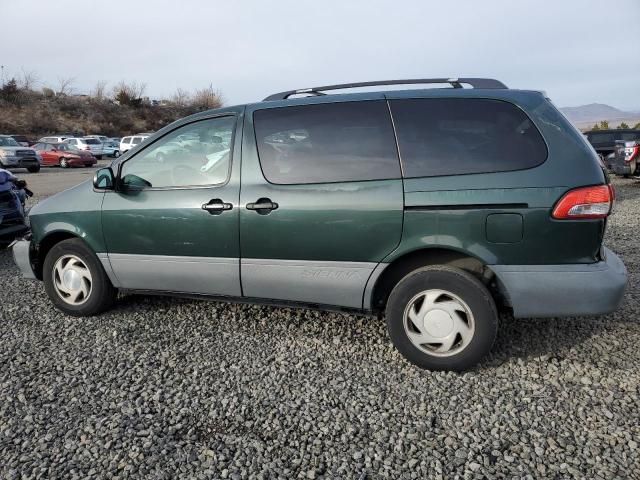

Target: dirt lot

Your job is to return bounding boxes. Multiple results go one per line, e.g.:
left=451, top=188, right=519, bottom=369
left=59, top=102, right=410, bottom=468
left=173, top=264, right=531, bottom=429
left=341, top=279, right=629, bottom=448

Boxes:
left=1, top=167, right=639, bottom=479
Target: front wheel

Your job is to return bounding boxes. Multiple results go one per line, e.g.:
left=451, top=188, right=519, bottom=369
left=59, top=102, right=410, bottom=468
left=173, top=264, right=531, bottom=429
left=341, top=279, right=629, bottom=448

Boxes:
left=113, top=150, right=120, bottom=158
left=43, top=238, right=117, bottom=316
left=385, top=265, right=498, bottom=371
left=59, top=157, right=69, bottom=168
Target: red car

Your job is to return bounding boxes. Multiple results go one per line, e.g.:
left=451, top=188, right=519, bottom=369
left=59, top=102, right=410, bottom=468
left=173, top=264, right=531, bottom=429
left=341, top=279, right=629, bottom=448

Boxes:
left=32, top=142, right=97, bottom=168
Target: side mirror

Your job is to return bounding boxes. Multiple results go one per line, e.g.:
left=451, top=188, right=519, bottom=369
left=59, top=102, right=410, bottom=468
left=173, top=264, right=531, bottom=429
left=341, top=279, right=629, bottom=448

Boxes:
left=93, top=167, right=114, bottom=190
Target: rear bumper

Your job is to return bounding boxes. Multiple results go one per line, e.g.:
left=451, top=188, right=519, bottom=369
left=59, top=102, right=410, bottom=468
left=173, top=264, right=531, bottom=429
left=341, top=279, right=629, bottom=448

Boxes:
left=10, top=238, right=36, bottom=279
left=491, top=247, right=627, bottom=318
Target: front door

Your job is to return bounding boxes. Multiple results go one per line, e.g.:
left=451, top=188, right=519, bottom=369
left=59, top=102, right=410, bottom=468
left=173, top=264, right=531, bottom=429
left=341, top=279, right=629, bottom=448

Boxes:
left=102, top=111, right=243, bottom=296
left=240, top=99, right=404, bottom=309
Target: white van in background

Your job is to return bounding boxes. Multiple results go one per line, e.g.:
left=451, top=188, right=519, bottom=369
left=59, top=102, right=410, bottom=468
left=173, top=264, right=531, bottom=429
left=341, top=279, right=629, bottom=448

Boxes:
left=120, top=135, right=149, bottom=153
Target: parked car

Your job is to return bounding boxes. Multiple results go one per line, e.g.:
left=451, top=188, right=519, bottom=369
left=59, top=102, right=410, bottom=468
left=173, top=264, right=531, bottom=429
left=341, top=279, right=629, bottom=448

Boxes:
left=32, top=142, right=97, bottom=168
left=85, top=135, right=120, bottom=158
left=38, top=136, right=72, bottom=143
left=120, top=135, right=149, bottom=153
left=102, top=141, right=121, bottom=158
left=0, top=170, right=30, bottom=246
left=63, top=138, right=104, bottom=159
left=0, top=135, right=40, bottom=172
left=85, top=135, right=110, bottom=143
left=611, top=140, right=640, bottom=177
left=585, top=129, right=640, bottom=160
left=8, top=135, right=32, bottom=147
left=12, top=78, right=627, bottom=371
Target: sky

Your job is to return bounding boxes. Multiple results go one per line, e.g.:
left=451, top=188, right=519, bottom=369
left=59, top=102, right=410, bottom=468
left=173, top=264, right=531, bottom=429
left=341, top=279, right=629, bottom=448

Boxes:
left=2, top=0, right=639, bottom=110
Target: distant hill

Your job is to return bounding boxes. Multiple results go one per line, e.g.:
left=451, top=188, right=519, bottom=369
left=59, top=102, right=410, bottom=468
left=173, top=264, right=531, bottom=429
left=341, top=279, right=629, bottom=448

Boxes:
left=560, top=103, right=640, bottom=130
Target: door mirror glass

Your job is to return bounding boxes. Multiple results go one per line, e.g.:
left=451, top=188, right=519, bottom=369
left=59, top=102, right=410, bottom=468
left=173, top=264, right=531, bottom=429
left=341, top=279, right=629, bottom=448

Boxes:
left=93, top=167, right=114, bottom=190
left=121, top=173, right=152, bottom=192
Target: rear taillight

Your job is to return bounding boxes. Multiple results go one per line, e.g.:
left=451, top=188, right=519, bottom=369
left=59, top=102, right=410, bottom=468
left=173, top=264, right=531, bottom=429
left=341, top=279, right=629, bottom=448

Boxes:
left=624, top=145, right=640, bottom=163
left=552, top=185, right=613, bottom=220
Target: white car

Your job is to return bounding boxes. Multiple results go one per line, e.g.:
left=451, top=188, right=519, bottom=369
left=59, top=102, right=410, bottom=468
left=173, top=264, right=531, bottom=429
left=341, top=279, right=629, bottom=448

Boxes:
left=120, top=135, right=149, bottom=153
left=38, top=136, right=72, bottom=143
left=63, top=138, right=104, bottom=159
left=86, top=135, right=121, bottom=158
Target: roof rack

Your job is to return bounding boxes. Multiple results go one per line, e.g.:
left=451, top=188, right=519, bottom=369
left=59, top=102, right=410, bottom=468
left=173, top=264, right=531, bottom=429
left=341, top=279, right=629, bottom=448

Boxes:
left=263, top=78, right=507, bottom=101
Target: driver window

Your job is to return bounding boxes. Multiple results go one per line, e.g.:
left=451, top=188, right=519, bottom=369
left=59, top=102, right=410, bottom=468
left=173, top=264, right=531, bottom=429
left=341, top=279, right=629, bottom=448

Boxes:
left=120, top=116, right=235, bottom=188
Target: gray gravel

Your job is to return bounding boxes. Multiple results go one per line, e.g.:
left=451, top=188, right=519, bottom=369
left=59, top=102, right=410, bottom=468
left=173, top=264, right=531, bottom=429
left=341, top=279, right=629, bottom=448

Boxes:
left=1, top=176, right=639, bottom=479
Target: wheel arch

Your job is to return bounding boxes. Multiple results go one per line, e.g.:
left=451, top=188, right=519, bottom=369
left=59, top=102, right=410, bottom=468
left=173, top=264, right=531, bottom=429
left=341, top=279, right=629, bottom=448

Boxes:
left=368, top=247, right=497, bottom=313
left=34, top=231, right=84, bottom=280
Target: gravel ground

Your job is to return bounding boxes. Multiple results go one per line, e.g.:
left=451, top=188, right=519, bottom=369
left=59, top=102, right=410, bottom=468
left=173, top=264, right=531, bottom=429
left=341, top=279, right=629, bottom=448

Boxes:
left=1, top=175, right=639, bottom=479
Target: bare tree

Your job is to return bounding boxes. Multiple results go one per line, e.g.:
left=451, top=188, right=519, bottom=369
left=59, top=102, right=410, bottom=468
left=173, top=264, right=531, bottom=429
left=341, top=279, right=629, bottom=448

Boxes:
left=172, top=87, right=191, bottom=106
left=18, top=68, right=39, bottom=91
left=191, top=84, right=223, bottom=110
left=113, top=80, right=146, bottom=99
left=91, top=80, right=108, bottom=99
left=57, top=76, right=75, bottom=95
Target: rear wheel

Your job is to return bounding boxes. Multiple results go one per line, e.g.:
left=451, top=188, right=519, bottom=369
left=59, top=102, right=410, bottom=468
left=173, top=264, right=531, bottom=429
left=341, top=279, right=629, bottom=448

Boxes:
left=385, top=265, right=498, bottom=371
left=114, top=150, right=120, bottom=158
left=43, top=238, right=117, bottom=316
left=59, top=157, right=69, bottom=168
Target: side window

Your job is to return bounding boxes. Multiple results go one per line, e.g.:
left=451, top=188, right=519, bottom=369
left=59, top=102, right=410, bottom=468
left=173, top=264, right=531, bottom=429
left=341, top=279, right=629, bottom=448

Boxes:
left=120, top=116, right=235, bottom=188
left=390, top=98, right=548, bottom=177
left=132, top=137, right=142, bottom=145
left=254, top=101, right=400, bottom=184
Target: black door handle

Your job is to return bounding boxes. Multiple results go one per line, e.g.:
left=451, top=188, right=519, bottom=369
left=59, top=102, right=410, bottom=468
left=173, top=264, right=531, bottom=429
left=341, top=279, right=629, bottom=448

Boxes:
left=202, top=198, right=233, bottom=215
left=246, top=197, right=279, bottom=215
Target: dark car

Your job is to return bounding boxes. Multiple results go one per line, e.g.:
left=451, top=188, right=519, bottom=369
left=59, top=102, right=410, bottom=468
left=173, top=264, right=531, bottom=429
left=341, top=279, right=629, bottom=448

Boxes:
left=0, top=177, right=29, bottom=246
left=9, top=135, right=32, bottom=147
left=611, top=140, right=640, bottom=177
left=585, top=129, right=640, bottom=167
left=12, top=77, right=627, bottom=371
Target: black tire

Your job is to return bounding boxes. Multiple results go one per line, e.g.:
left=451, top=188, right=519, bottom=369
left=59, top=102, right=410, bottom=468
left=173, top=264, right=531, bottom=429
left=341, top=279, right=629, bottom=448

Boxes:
left=385, top=265, right=498, bottom=372
left=43, top=238, right=117, bottom=316
left=59, top=157, right=68, bottom=168
left=27, top=166, right=40, bottom=173
left=114, top=151, right=120, bottom=158
left=96, top=155, right=103, bottom=160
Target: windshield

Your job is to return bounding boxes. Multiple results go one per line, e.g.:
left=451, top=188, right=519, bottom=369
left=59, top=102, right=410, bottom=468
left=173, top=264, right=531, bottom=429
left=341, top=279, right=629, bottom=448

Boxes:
left=0, top=136, right=20, bottom=147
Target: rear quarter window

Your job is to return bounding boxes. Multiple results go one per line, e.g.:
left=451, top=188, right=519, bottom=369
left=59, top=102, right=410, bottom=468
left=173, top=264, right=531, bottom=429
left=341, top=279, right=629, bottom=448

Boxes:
left=390, top=98, right=548, bottom=178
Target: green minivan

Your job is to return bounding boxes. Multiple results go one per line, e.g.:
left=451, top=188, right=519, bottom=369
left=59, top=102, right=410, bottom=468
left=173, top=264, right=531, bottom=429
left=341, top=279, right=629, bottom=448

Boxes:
left=12, top=78, right=627, bottom=371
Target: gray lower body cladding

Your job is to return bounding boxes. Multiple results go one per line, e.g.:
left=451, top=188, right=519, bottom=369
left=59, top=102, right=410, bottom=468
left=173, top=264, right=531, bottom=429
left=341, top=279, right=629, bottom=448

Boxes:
left=14, top=240, right=627, bottom=318
left=490, top=247, right=627, bottom=318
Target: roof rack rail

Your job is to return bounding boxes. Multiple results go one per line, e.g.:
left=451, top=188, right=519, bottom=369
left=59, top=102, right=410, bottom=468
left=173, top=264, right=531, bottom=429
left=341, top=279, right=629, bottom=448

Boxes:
left=263, top=78, right=507, bottom=101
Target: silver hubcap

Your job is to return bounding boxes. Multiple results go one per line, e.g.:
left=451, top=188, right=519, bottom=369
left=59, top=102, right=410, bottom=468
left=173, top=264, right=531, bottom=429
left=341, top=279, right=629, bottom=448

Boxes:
left=52, top=255, right=92, bottom=305
left=403, top=289, right=475, bottom=357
